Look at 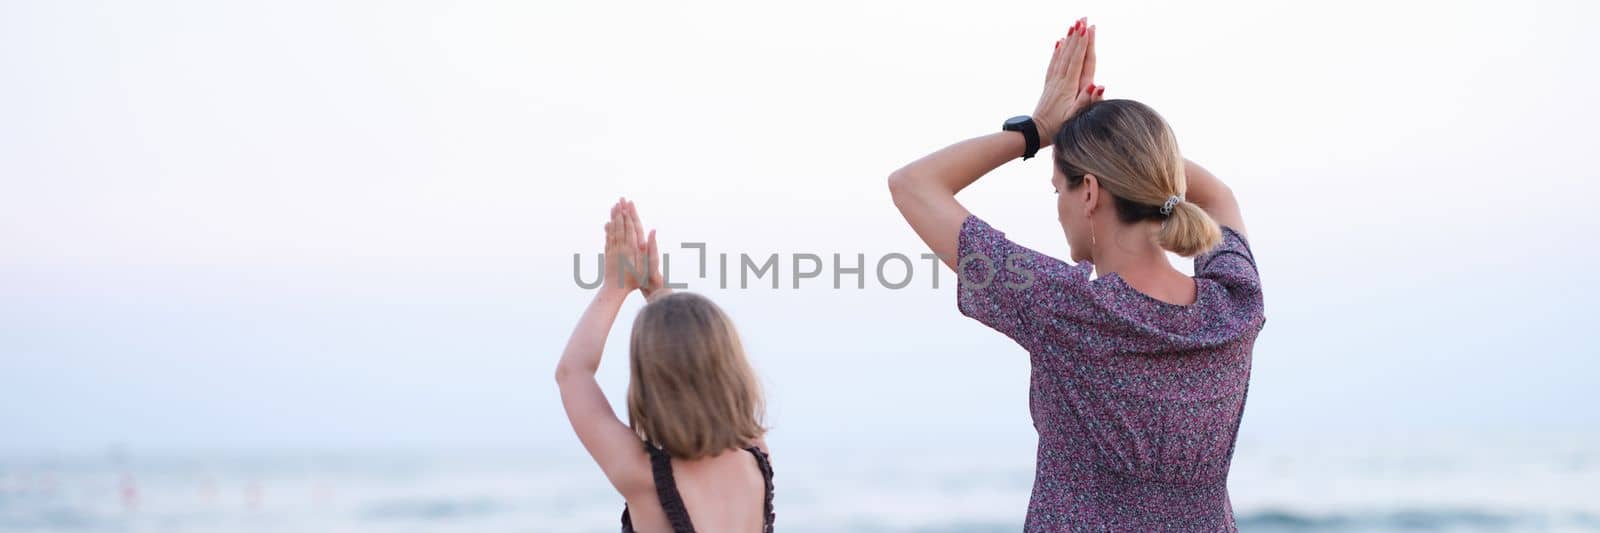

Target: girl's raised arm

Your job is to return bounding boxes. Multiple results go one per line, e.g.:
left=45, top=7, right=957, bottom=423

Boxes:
left=555, top=199, right=651, bottom=495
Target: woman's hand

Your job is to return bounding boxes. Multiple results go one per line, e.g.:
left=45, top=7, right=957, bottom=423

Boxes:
left=1033, top=18, right=1104, bottom=147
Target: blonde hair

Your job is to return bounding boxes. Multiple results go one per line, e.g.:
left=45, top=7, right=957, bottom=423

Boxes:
left=1052, top=99, right=1222, bottom=257
left=627, top=292, right=765, bottom=459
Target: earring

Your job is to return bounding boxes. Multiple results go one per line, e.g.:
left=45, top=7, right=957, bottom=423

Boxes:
left=1089, top=217, right=1097, bottom=251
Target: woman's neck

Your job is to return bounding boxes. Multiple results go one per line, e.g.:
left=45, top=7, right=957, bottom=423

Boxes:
left=1090, top=220, right=1196, bottom=305
left=1091, top=221, right=1180, bottom=280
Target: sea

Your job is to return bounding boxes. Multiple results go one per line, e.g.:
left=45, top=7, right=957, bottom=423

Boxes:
left=2, top=433, right=1596, bottom=532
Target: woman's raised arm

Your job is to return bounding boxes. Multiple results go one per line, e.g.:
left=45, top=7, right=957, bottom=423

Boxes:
left=1182, top=159, right=1247, bottom=238
left=887, top=132, right=1024, bottom=268
left=888, top=18, right=1100, bottom=268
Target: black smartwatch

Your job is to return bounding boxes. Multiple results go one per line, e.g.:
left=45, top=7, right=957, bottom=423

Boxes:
left=1002, top=115, right=1041, bottom=160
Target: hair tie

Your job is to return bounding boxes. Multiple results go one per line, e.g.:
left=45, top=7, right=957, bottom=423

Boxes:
left=1160, top=195, right=1183, bottom=216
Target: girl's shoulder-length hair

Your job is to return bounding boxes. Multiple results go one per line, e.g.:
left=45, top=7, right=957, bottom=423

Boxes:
left=627, top=291, right=766, bottom=459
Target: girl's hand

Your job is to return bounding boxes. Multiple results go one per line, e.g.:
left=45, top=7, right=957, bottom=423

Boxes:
left=643, top=229, right=663, bottom=297
left=1033, top=18, right=1104, bottom=147
left=623, top=202, right=667, bottom=298
left=602, top=198, right=646, bottom=294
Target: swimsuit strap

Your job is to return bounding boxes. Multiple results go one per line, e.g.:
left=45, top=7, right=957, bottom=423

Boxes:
left=746, top=446, right=776, bottom=531
left=647, top=444, right=697, bottom=533
left=621, top=444, right=774, bottom=533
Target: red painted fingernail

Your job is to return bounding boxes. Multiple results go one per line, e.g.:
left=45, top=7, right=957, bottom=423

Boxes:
left=1055, top=41, right=1061, bottom=49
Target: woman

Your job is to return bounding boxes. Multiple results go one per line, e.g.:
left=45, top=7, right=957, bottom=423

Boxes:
left=555, top=199, right=775, bottom=532
left=887, top=18, right=1265, bottom=531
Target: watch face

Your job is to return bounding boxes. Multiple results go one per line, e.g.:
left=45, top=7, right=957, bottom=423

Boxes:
left=1005, top=115, right=1032, bottom=128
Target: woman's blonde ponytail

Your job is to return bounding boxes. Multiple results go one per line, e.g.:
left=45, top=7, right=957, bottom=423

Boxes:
left=1155, top=200, right=1222, bottom=257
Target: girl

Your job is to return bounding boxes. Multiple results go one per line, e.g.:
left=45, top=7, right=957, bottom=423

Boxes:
left=888, top=18, right=1265, bottom=530
left=556, top=199, right=775, bottom=532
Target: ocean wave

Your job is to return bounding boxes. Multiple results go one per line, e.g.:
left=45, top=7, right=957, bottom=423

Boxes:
left=0, top=507, right=104, bottom=530
left=1236, top=507, right=1600, bottom=531
left=360, top=497, right=505, bottom=522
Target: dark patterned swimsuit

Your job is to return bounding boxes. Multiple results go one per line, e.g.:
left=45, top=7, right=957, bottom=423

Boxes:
left=956, top=215, right=1266, bottom=531
left=620, top=444, right=775, bottom=533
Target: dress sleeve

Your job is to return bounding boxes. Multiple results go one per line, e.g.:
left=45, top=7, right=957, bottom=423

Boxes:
left=955, top=215, right=1095, bottom=351
left=1194, top=225, right=1265, bottom=331
left=1194, top=226, right=1262, bottom=296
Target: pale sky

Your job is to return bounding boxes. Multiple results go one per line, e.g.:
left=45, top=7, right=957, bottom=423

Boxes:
left=2, top=0, right=1598, bottom=454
